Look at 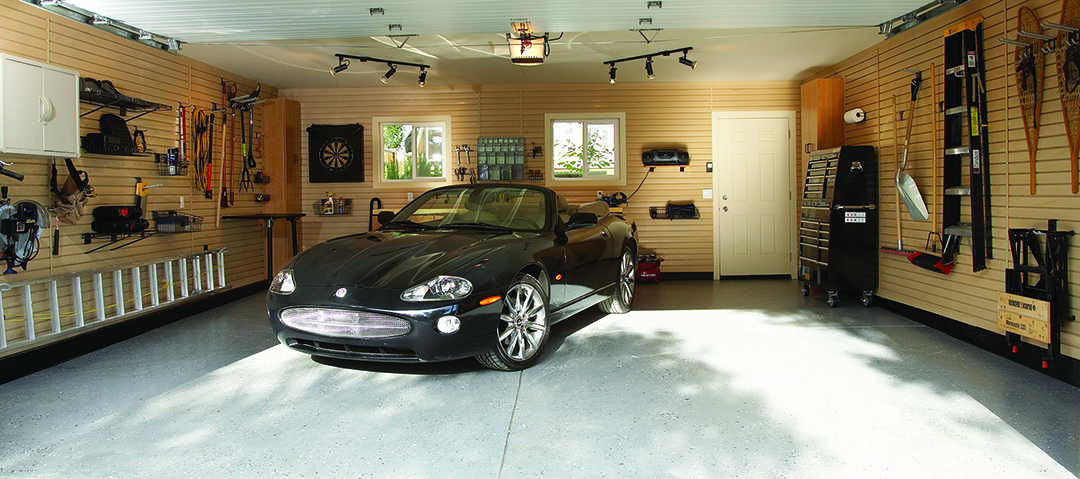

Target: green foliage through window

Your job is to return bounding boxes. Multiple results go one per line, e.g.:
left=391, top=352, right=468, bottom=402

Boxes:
left=381, top=123, right=445, bottom=181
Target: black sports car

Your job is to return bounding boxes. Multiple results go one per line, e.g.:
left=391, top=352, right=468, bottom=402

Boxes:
left=267, top=183, right=637, bottom=370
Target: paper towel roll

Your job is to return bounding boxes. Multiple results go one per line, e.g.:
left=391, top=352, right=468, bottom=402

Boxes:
left=844, top=108, right=866, bottom=124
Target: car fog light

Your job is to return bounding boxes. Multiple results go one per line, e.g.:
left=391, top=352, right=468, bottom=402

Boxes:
left=436, top=315, right=461, bottom=334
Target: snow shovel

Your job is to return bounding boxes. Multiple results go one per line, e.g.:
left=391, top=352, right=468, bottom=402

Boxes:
left=897, top=70, right=929, bottom=221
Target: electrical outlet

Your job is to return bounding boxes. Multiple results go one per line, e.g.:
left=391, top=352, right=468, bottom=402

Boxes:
left=180, top=196, right=185, bottom=208
left=597, top=190, right=604, bottom=198
left=407, top=192, right=413, bottom=201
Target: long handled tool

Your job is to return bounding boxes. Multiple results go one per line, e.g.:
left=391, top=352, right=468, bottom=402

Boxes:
left=897, top=69, right=929, bottom=221
left=220, top=80, right=230, bottom=211
left=928, top=62, right=942, bottom=252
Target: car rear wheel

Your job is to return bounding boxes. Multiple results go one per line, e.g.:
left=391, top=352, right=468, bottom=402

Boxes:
left=476, top=275, right=549, bottom=371
left=599, top=248, right=635, bottom=314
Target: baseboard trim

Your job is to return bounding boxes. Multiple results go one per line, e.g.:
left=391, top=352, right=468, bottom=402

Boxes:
left=0, top=281, right=268, bottom=385
left=875, top=296, right=1080, bottom=388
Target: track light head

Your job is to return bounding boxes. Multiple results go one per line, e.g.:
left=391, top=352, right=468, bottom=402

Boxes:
left=418, top=69, right=427, bottom=87
left=645, top=58, right=655, bottom=80
left=380, top=64, right=397, bottom=84
left=678, top=53, right=697, bottom=69
left=608, top=65, right=617, bottom=84
left=330, top=59, right=349, bottom=76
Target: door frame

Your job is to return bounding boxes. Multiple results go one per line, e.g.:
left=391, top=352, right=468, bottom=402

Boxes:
left=711, top=111, right=798, bottom=279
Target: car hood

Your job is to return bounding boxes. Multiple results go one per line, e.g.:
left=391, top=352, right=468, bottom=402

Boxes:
left=289, top=229, right=533, bottom=290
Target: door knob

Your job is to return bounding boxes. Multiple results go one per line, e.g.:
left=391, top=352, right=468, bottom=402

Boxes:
left=722, top=195, right=728, bottom=201
left=722, top=206, right=728, bottom=212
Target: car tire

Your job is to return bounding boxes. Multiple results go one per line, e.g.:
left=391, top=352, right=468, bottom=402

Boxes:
left=476, top=275, right=550, bottom=371
left=599, top=248, right=635, bottom=314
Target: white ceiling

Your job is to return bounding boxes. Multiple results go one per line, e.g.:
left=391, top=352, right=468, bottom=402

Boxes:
left=58, top=0, right=928, bottom=89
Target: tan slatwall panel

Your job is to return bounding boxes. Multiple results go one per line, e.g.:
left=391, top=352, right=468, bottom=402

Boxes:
left=0, top=0, right=276, bottom=354
left=282, top=81, right=800, bottom=273
left=805, top=0, right=1079, bottom=360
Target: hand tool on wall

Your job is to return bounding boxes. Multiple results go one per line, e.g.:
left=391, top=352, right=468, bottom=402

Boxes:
left=219, top=80, right=230, bottom=211
left=897, top=68, right=929, bottom=221
left=238, top=106, right=253, bottom=192
left=228, top=83, right=237, bottom=205
left=927, top=62, right=942, bottom=252
left=246, top=106, right=257, bottom=169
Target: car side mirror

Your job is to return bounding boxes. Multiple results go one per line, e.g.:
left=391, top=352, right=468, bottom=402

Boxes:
left=565, top=212, right=598, bottom=230
left=376, top=210, right=396, bottom=227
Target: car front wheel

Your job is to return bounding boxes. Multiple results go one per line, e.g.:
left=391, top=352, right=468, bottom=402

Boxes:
left=476, top=275, right=549, bottom=371
left=599, top=248, right=635, bottom=314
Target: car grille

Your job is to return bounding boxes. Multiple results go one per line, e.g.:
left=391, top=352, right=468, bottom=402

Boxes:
left=287, top=338, right=418, bottom=360
left=279, top=308, right=412, bottom=339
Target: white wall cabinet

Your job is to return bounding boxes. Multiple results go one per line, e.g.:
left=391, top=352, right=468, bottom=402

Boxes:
left=0, top=54, right=80, bottom=158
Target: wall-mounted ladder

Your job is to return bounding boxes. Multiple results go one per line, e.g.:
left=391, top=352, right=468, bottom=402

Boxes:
left=942, top=17, right=993, bottom=272
left=0, top=248, right=229, bottom=354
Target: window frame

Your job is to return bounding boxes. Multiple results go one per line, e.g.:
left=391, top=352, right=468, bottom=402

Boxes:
left=373, top=115, right=453, bottom=190
left=545, top=112, right=627, bottom=187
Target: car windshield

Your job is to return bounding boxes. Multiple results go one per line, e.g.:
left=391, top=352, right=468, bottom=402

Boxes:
left=391, top=186, right=549, bottom=232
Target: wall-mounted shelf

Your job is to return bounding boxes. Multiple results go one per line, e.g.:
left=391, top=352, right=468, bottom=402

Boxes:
left=649, top=204, right=699, bottom=220
left=80, top=231, right=154, bottom=254
left=79, top=89, right=171, bottom=121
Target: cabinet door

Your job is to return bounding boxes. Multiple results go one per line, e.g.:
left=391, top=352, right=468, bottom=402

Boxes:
left=1, top=56, right=45, bottom=154
left=42, top=66, right=79, bottom=156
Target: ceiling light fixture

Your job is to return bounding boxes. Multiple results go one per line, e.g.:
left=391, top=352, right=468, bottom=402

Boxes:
left=330, top=58, right=350, bottom=76
left=331, top=54, right=431, bottom=87
left=380, top=65, right=397, bottom=84
left=506, top=21, right=563, bottom=66
left=678, top=52, right=697, bottom=69
left=603, top=46, right=694, bottom=83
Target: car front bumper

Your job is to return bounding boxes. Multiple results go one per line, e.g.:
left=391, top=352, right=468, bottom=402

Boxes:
left=267, top=285, right=504, bottom=362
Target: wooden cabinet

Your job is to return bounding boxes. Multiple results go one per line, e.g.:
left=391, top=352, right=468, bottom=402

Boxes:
left=0, top=54, right=80, bottom=158
left=800, top=78, right=844, bottom=153
left=262, top=98, right=303, bottom=272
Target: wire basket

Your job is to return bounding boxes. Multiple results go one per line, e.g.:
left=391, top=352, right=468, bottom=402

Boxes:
left=152, top=210, right=203, bottom=233
left=155, top=152, right=188, bottom=176
left=312, top=199, right=352, bottom=215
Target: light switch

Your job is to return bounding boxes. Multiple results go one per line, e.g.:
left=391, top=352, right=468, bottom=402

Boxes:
left=702, top=188, right=713, bottom=199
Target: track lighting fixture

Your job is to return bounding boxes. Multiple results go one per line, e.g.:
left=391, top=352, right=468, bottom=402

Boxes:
left=330, top=59, right=349, bottom=76
left=380, top=64, right=397, bottom=84
left=330, top=54, right=431, bottom=87
left=679, top=52, right=697, bottom=69
left=602, top=46, right=695, bottom=82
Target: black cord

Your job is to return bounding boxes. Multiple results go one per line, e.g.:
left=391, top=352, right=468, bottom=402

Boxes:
left=626, top=167, right=652, bottom=202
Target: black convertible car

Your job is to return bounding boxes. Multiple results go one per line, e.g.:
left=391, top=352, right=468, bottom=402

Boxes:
left=267, top=183, right=637, bottom=370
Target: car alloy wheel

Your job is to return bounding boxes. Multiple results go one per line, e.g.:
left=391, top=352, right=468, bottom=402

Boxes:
left=600, top=248, right=635, bottom=314
left=477, top=275, right=549, bottom=371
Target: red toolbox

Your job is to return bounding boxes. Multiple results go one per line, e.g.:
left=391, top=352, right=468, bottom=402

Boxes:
left=636, top=253, right=663, bottom=283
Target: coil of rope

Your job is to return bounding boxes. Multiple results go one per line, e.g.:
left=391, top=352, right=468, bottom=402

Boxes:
left=190, top=108, right=214, bottom=196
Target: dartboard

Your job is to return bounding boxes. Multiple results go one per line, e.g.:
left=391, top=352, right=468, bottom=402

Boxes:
left=319, top=137, right=353, bottom=171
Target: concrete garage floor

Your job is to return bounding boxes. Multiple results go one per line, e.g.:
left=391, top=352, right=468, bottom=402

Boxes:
left=1, top=279, right=1078, bottom=479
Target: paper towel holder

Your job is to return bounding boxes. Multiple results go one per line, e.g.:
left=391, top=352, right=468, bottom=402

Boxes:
left=844, top=108, right=866, bottom=124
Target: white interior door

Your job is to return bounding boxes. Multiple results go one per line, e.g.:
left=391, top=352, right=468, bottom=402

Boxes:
left=713, top=112, right=795, bottom=277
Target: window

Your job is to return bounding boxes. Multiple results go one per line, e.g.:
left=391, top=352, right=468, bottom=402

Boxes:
left=374, top=116, right=452, bottom=188
left=545, top=113, right=625, bottom=186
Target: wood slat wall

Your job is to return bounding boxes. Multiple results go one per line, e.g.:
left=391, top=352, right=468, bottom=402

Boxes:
left=805, top=0, right=1080, bottom=360
left=281, top=81, right=801, bottom=274
left=0, top=0, right=276, bottom=355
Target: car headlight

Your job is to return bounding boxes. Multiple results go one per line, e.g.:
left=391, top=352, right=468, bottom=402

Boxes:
left=401, top=275, right=472, bottom=302
left=270, top=269, right=296, bottom=295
